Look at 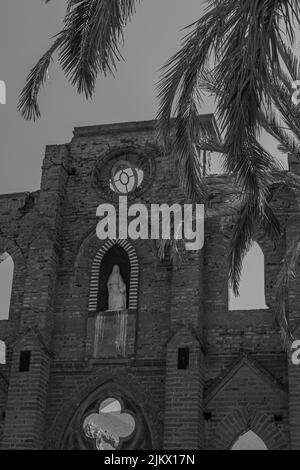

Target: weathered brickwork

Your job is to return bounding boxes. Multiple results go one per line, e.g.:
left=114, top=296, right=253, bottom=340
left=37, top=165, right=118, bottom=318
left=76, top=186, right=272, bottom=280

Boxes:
left=0, top=118, right=299, bottom=449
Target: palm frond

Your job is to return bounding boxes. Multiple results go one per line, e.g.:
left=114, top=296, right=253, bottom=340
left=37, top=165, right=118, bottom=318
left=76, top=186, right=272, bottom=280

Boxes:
left=197, top=69, right=220, bottom=96
left=156, top=6, right=227, bottom=202
left=274, top=170, right=300, bottom=193
left=261, top=108, right=300, bottom=158
left=275, top=236, right=299, bottom=350
left=172, top=108, right=210, bottom=202
left=228, top=197, right=257, bottom=296
left=157, top=15, right=217, bottom=143
left=158, top=0, right=299, bottom=293
left=260, top=44, right=300, bottom=166
left=278, top=40, right=300, bottom=80
left=268, top=77, right=300, bottom=143
left=18, top=36, right=63, bottom=120
left=229, top=194, right=281, bottom=296
left=19, top=0, right=142, bottom=117
left=59, top=0, right=141, bottom=97
left=155, top=238, right=184, bottom=268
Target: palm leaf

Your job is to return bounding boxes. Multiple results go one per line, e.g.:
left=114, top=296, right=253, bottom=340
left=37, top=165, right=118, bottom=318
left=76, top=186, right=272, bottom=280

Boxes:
left=59, top=0, right=141, bottom=97
left=228, top=194, right=281, bottom=296
left=275, top=236, right=300, bottom=350
left=261, top=108, right=300, bottom=158
left=278, top=40, right=300, bottom=81
left=158, top=0, right=299, bottom=293
left=18, top=36, right=63, bottom=120
left=19, top=0, right=142, bottom=118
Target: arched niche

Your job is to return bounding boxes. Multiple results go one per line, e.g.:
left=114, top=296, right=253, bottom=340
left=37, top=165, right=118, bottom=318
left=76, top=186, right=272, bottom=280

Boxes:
left=86, top=239, right=139, bottom=359
left=88, top=239, right=139, bottom=313
left=98, top=244, right=130, bottom=312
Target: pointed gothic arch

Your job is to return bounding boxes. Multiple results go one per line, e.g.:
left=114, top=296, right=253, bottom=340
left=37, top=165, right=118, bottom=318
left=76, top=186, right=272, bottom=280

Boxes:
left=209, top=408, right=288, bottom=450
left=44, top=369, right=162, bottom=450
left=229, top=241, right=268, bottom=310
left=88, top=239, right=139, bottom=312
left=231, top=430, right=268, bottom=450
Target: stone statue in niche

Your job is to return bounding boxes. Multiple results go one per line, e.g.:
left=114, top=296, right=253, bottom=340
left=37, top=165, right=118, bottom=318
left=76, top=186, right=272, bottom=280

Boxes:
left=107, top=265, right=127, bottom=311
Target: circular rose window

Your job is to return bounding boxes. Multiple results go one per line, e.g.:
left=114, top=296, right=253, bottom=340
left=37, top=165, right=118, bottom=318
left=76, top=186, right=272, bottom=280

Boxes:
left=92, top=145, right=157, bottom=201
left=109, top=160, right=144, bottom=195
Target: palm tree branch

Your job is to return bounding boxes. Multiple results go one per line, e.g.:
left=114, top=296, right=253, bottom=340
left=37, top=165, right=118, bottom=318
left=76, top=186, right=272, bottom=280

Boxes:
left=19, top=0, right=142, bottom=115
left=18, top=35, right=63, bottom=120
left=59, top=0, right=142, bottom=97
left=229, top=193, right=281, bottom=296
left=261, top=108, right=300, bottom=158
left=275, top=236, right=300, bottom=350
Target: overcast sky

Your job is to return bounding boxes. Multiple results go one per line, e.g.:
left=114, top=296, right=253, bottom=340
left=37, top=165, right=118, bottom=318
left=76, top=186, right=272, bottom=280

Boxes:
left=0, top=0, right=215, bottom=194
left=0, top=0, right=295, bottom=195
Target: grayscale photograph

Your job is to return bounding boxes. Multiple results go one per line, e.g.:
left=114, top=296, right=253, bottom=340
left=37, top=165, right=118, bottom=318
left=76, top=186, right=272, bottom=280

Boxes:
left=0, top=0, right=300, bottom=453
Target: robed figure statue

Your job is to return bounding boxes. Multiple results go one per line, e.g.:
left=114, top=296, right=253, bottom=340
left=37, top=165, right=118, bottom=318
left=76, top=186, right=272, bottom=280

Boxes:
left=107, top=265, right=127, bottom=311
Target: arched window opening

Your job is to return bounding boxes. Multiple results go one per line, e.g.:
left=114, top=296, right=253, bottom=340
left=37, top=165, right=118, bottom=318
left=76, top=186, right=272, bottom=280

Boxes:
left=229, top=242, right=268, bottom=311
left=83, top=398, right=136, bottom=450
left=98, top=245, right=130, bottom=312
left=231, top=430, right=268, bottom=450
left=0, top=253, right=14, bottom=320
left=202, top=151, right=226, bottom=176
left=61, top=391, right=152, bottom=450
left=0, top=341, right=6, bottom=365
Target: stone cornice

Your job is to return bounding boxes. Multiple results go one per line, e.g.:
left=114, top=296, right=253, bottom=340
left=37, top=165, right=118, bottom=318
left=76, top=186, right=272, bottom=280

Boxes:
left=73, top=115, right=220, bottom=140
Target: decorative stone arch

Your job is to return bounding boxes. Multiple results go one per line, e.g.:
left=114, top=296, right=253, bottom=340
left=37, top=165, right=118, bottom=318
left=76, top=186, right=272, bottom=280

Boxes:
left=45, top=368, right=162, bottom=450
left=209, top=407, right=288, bottom=450
left=88, top=239, right=139, bottom=312
left=73, top=224, right=97, bottom=272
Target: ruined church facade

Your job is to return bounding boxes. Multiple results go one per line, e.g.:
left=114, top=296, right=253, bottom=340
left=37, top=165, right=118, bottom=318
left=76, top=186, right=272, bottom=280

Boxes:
left=0, top=117, right=300, bottom=450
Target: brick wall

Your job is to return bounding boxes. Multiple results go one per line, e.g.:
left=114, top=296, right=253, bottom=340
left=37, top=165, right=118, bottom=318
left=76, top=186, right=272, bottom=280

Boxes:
left=0, top=119, right=297, bottom=449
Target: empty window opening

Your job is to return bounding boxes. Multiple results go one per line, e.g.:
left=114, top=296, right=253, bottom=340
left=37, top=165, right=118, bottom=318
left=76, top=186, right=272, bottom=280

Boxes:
left=19, top=350, right=31, bottom=372
left=0, top=253, right=14, bottom=320
left=229, top=242, right=268, bottom=311
left=202, top=151, right=226, bottom=176
left=231, top=431, right=268, bottom=450
left=0, top=341, right=6, bottom=365
left=83, top=398, right=136, bottom=450
left=177, top=348, right=190, bottom=370
left=0, top=80, right=6, bottom=104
